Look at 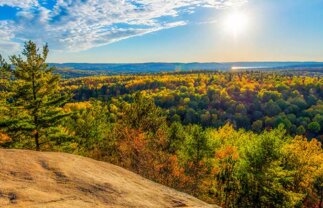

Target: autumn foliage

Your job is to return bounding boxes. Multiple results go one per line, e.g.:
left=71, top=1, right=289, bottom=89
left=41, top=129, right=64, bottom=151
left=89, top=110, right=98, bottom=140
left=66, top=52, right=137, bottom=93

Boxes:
left=1, top=42, right=322, bottom=207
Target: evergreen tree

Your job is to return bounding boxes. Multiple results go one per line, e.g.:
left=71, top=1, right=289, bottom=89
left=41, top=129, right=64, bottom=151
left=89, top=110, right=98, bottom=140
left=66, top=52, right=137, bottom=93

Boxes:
left=0, top=41, right=70, bottom=150
left=0, top=55, right=14, bottom=145
left=0, top=55, right=12, bottom=100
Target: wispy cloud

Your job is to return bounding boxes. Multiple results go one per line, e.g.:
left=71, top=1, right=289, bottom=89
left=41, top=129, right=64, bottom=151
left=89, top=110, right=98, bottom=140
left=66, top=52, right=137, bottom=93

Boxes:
left=0, top=0, right=247, bottom=52
left=0, top=0, right=38, bottom=8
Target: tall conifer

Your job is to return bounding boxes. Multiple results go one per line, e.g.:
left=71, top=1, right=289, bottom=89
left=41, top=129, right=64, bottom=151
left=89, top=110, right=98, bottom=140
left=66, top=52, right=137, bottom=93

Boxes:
left=0, top=41, right=70, bottom=150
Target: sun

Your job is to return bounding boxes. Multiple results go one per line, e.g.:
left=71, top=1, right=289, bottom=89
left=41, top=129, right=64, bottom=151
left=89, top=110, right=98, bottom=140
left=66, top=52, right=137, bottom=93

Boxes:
left=223, top=11, right=249, bottom=37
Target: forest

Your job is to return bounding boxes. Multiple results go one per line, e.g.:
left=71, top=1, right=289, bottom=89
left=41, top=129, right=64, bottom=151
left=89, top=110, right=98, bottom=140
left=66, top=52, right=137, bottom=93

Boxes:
left=0, top=42, right=322, bottom=207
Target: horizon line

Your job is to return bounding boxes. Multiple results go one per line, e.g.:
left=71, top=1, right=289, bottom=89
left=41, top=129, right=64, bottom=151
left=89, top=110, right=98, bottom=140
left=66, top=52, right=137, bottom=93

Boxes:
left=49, top=61, right=323, bottom=64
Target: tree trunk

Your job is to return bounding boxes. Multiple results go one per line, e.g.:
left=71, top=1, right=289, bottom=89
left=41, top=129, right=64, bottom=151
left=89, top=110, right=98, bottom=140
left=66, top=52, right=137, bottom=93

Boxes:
left=35, top=131, right=40, bottom=151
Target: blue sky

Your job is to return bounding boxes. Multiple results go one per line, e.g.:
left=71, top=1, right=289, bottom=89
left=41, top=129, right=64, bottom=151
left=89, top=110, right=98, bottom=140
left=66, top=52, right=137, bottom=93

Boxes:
left=0, top=0, right=322, bottom=63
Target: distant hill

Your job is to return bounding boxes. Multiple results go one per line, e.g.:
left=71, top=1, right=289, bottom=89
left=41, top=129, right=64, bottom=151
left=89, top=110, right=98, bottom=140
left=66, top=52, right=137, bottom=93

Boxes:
left=0, top=149, right=214, bottom=208
left=51, top=62, right=323, bottom=72
left=51, top=62, right=323, bottom=78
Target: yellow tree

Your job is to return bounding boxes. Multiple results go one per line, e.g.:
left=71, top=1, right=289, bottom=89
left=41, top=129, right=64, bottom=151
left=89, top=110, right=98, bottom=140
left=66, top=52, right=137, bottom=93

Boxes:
left=282, top=136, right=323, bottom=207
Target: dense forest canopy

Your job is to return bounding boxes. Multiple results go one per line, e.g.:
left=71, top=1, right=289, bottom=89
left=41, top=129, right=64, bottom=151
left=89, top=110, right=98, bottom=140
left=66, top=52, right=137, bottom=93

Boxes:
left=0, top=42, right=322, bottom=207
left=63, top=71, right=323, bottom=140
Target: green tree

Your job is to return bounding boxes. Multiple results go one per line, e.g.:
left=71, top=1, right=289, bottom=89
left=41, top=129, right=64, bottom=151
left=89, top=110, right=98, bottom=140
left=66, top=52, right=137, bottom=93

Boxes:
left=308, top=122, right=321, bottom=134
left=179, top=125, right=211, bottom=193
left=64, top=101, right=112, bottom=156
left=167, top=122, right=186, bottom=154
left=0, top=55, right=12, bottom=102
left=296, top=125, right=306, bottom=135
left=122, top=92, right=166, bottom=134
left=0, top=41, right=70, bottom=150
left=252, top=120, right=263, bottom=133
left=238, top=126, right=297, bottom=207
left=264, top=100, right=281, bottom=116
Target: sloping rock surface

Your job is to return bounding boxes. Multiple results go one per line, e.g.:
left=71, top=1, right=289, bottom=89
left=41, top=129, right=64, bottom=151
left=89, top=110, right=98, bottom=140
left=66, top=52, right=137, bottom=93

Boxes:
left=0, top=149, right=213, bottom=208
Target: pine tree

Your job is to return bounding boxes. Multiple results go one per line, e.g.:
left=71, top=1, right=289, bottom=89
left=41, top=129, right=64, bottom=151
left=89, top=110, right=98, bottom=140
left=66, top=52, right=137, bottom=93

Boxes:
left=0, top=55, right=13, bottom=144
left=0, top=41, right=70, bottom=150
left=0, top=55, right=11, bottom=99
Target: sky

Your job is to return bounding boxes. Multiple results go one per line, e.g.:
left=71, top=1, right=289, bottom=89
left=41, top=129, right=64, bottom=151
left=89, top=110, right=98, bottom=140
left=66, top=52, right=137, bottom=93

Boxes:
left=0, top=0, right=322, bottom=63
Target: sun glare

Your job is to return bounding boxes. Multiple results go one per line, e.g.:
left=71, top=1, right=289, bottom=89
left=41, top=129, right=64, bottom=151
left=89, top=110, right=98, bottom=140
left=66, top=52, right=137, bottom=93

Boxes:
left=223, top=11, right=249, bottom=37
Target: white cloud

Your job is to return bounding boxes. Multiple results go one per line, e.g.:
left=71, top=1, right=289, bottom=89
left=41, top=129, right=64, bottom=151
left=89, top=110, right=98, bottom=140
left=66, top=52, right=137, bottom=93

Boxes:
left=0, top=41, right=21, bottom=56
left=0, top=0, right=247, bottom=52
left=0, top=21, right=14, bottom=40
left=0, top=0, right=38, bottom=8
